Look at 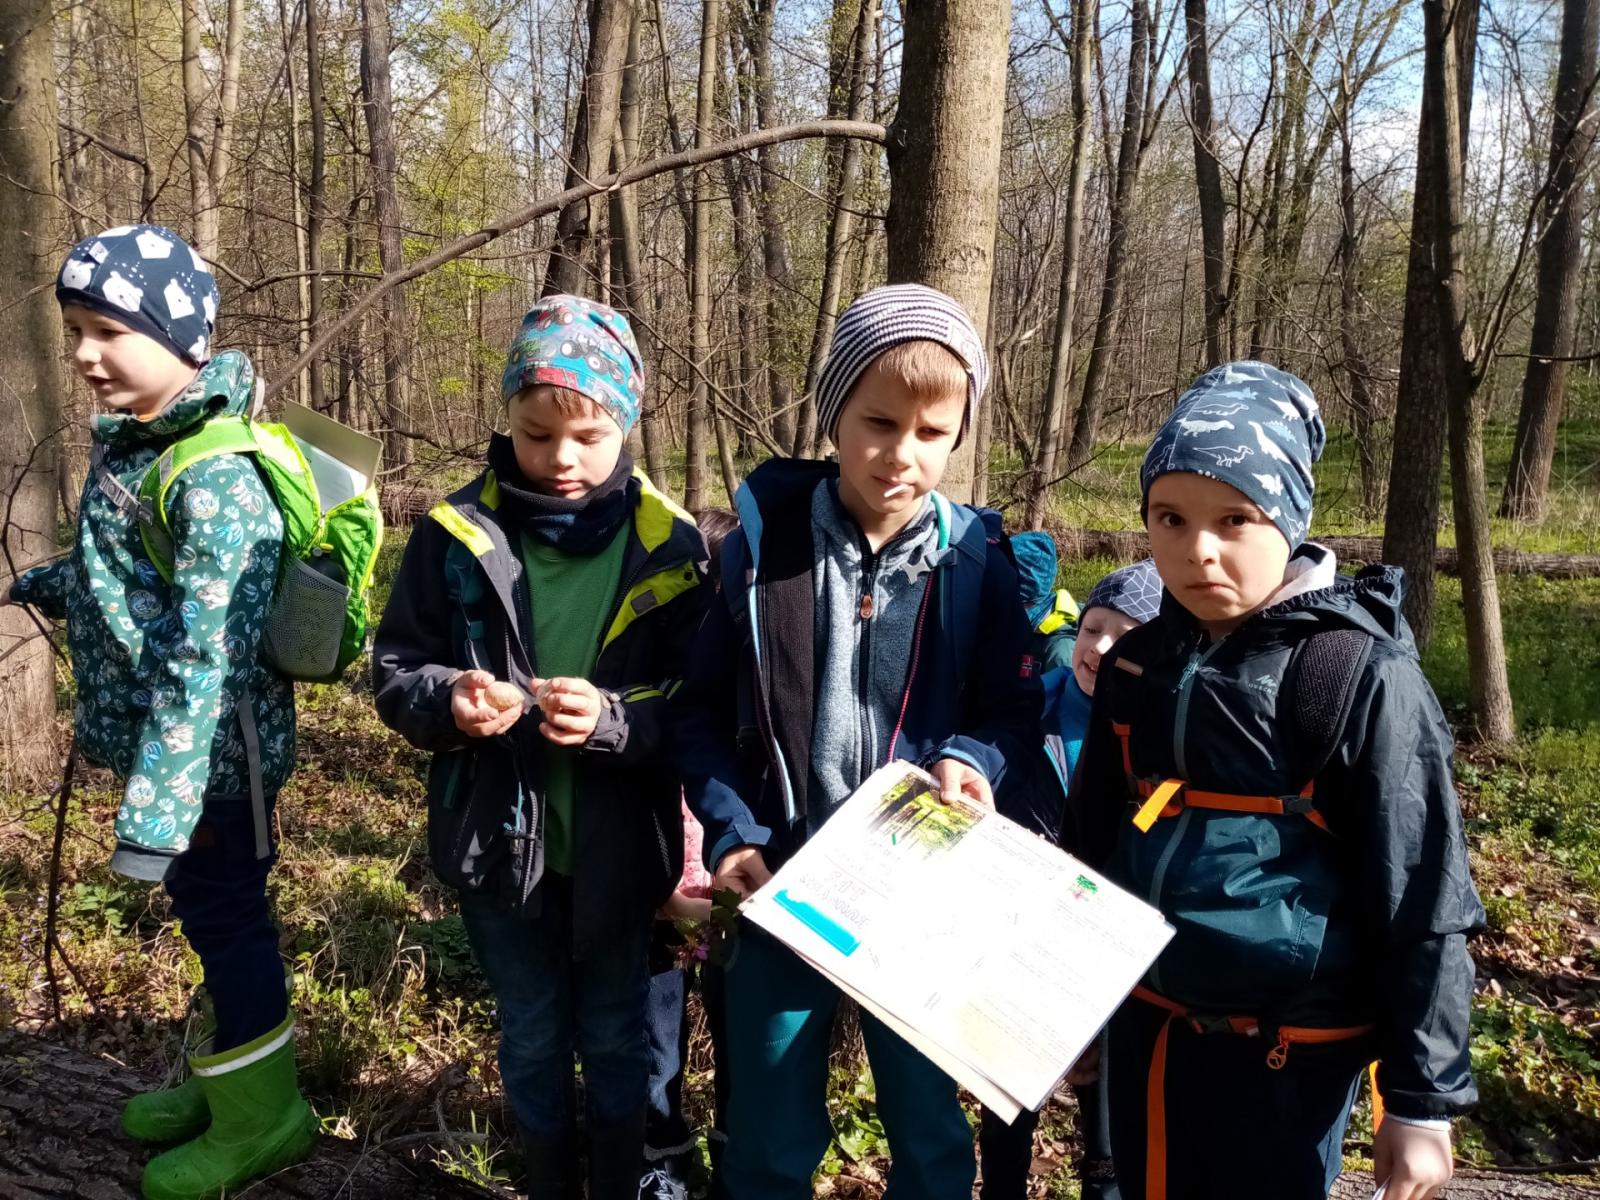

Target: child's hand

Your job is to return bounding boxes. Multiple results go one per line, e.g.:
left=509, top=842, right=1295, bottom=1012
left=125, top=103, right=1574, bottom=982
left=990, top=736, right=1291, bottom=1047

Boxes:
left=451, top=669, right=523, bottom=737
left=661, top=891, right=714, bottom=922
left=1372, top=1118, right=1453, bottom=1200
left=1065, top=1039, right=1101, bottom=1086
left=531, top=676, right=603, bottom=746
left=713, top=846, right=772, bottom=899
left=931, top=757, right=994, bottom=811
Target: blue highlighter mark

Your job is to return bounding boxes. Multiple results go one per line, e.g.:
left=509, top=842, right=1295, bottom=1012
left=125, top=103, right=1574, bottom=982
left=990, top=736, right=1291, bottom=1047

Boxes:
left=774, top=889, right=860, bottom=956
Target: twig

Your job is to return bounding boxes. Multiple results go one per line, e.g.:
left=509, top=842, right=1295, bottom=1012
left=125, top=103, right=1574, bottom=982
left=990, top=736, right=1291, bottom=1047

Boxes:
left=42, top=741, right=83, bottom=1026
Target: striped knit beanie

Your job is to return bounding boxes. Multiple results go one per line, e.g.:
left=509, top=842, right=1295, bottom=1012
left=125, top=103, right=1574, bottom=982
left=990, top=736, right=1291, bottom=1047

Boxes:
left=816, top=284, right=990, bottom=446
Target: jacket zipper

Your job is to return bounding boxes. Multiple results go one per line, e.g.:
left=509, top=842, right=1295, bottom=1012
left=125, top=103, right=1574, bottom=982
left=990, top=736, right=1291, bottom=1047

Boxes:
left=857, top=545, right=880, bottom=786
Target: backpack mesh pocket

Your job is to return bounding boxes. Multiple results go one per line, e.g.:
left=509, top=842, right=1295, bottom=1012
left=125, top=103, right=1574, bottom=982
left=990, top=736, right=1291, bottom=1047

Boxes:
left=262, top=555, right=350, bottom=680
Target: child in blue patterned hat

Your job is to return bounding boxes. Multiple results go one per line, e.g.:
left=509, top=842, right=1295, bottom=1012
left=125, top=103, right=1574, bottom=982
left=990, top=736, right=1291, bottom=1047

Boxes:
left=1067, top=361, right=1482, bottom=1200
left=5, top=224, right=313, bottom=1200
left=372, top=294, right=708, bottom=1199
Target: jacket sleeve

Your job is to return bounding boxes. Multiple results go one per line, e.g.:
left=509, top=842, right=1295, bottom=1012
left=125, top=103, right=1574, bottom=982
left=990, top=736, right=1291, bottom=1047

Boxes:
left=1062, top=682, right=1127, bottom=867
left=1333, top=648, right=1485, bottom=1121
left=9, top=557, right=74, bottom=619
left=371, top=516, right=470, bottom=754
left=672, top=533, right=772, bottom=872
left=113, top=455, right=282, bottom=876
left=935, top=540, right=1045, bottom=791
left=584, top=556, right=710, bottom=768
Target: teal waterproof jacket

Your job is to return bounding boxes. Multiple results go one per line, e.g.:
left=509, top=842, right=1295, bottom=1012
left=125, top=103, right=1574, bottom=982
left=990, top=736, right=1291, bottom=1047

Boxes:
left=10, top=352, right=295, bottom=879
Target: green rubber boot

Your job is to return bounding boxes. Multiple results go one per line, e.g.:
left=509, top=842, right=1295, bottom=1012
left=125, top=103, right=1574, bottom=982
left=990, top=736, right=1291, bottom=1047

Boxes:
left=139, top=1014, right=317, bottom=1200
left=122, top=1075, right=210, bottom=1144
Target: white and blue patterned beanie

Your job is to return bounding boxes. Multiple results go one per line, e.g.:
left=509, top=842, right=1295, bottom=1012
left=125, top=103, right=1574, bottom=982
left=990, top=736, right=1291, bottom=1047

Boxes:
left=816, top=284, right=990, bottom=445
left=1140, top=360, right=1325, bottom=547
left=56, top=224, right=220, bottom=366
left=1083, top=558, right=1163, bottom=625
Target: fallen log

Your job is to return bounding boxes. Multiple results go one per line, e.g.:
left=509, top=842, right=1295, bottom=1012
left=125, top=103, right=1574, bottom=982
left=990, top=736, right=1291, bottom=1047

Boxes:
left=0, top=1029, right=493, bottom=1200
left=1053, top=527, right=1600, bottom=579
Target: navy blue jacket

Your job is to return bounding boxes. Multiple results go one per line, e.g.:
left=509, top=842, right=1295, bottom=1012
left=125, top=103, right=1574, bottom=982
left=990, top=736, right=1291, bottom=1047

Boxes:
left=673, top=458, right=1043, bottom=873
left=1070, top=556, right=1484, bottom=1121
left=372, top=467, right=707, bottom=953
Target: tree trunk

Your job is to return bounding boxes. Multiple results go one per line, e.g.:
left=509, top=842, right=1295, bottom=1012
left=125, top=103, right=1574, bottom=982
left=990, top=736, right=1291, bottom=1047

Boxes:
left=358, top=0, right=411, bottom=471
left=1185, top=0, right=1229, bottom=367
left=305, top=0, right=328, bottom=413
left=610, top=7, right=669, bottom=485
left=0, top=0, right=65, bottom=785
left=544, top=0, right=634, bottom=296
left=1424, top=0, right=1515, bottom=743
left=684, top=0, right=721, bottom=510
left=1026, top=0, right=1095, bottom=528
left=885, top=0, right=1014, bottom=502
left=796, top=0, right=881, bottom=458
left=745, top=0, right=800, bottom=453
left=1499, top=0, right=1599, bottom=521
left=1339, top=108, right=1383, bottom=517
left=1065, top=0, right=1150, bottom=471
left=280, top=0, right=311, bottom=406
left=1383, top=0, right=1477, bottom=647
left=179, top=0, right=243, bottom=263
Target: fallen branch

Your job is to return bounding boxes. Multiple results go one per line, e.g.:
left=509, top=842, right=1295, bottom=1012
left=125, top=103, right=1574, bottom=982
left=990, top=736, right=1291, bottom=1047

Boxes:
left=264, top=119, right=889, bottom=402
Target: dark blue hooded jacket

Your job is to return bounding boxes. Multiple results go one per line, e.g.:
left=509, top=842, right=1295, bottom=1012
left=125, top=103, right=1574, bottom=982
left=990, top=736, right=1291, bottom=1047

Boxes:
left=673, top=458, right=1043, bottom=873
left=1069, top=550, right=1484, bottom=1121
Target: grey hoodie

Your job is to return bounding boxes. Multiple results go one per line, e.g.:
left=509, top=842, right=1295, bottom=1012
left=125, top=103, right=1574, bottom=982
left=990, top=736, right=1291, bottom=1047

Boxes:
left=808, top=481, right=948, bottom=831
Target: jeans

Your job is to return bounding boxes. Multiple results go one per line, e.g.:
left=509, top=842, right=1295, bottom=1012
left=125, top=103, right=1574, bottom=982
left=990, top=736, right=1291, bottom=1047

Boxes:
left=459, top=876, right=651, bottom=1138
left=164, top=790, right=287, bottom=1052
left=644, top=922, right=730, bottom=1179
left=720, top=924, right=975, bottom=1200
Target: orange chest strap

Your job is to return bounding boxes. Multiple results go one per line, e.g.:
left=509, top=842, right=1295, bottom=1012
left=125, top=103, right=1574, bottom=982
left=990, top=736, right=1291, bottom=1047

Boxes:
left=1130, top=985, right=1375, bottom=1200
left=1111, top=722, right=1332, bottom=835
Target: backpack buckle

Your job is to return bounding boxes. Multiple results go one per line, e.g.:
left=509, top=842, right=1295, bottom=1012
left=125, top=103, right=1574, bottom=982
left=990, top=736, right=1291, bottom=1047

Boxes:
left=1280, top=794, right=1316, bottom=816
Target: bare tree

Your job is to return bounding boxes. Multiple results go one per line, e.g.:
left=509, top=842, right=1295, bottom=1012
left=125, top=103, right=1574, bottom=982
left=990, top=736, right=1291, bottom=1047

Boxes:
left=1382, top=0, right=1478, bottom=647
left=1026, top=0, right=1096, bottom=528
left=1423, top=0, right=1514, bottom=741
left=181, top=0, right=245, bottom=262
left=887, top=0, right=1015, bottom=501
left=359, top=0, right=411, bottom=470
left=305, top=0, right=329, bottom=413
left=545, top=0, right=634, bottom=296
left=1185, top=0, right=1230, bottom=366
left=684, top=0, right=721, bottom=509
left=1500, top=0, right=1600, bottom=521
left=0, top=0, right=66, bottom=781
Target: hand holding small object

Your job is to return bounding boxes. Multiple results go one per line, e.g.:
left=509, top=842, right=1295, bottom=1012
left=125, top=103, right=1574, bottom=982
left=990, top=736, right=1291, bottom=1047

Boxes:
left=451, top=669, right=523, bottom=737
left=531, top=675, right=603, bottom=746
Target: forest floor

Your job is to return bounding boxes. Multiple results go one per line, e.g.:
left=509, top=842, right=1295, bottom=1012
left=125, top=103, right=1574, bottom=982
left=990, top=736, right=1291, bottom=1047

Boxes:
left=3, top=421, right=1600, bottom=1197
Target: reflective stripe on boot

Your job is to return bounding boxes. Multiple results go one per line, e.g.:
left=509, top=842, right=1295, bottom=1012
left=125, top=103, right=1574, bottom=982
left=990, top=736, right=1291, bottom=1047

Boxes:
left=123, top=1075, right=211, bottom=1144
left=139, top=1013, right=317, bottom=1200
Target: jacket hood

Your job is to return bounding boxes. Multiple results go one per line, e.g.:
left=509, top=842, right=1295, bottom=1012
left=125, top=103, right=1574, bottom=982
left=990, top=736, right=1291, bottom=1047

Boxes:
left=94, top=350, right=256, bottom=449
left=1156, top=542, right=1418, bottom=657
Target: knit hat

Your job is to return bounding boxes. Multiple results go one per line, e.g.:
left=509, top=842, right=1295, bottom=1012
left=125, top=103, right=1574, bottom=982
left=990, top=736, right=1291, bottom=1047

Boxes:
left=816, top=284, right=989, bottom=445
left=1010, top=531, right=1062, bottom=628
left=1140, top=360, right=1326, bottom=547
left=501, top=295, right=644, bottom=434
left=56, top=224, right=220, bottom=366
left=1082, top=558, right=1163, bottom=626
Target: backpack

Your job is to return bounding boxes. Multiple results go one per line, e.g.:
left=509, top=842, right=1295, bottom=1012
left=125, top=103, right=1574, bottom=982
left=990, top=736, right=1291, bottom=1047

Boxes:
left=132, top=412, right=384, bottom=682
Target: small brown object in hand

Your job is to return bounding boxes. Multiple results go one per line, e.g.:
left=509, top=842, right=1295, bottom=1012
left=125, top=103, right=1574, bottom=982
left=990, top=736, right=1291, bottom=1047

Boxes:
left=484, top=681, right=524, bottom=712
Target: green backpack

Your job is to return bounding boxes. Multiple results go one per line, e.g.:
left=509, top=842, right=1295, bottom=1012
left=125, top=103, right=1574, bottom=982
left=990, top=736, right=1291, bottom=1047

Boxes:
left=135, top=414, right=384, bottom=682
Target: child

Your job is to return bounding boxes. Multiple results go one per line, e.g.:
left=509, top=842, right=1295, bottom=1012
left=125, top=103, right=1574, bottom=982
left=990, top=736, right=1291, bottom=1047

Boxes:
left=639, top=508, right=738, bottom=1200
left=674, top=284, right=1043, bottom=1200
left=6, top=224, right=312, bottom=1199
left=1069, top=362, right=1483, bottom=1200
left=371, top=296, right=708, bottom=1200
left=1010, top=529, right=1080, bottom=675
left=984, top=556, right=1161, bottom=1200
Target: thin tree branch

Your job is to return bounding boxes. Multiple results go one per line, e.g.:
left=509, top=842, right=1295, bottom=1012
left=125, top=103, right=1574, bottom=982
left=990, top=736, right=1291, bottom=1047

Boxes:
left=264, top=118, right=888, bottom=401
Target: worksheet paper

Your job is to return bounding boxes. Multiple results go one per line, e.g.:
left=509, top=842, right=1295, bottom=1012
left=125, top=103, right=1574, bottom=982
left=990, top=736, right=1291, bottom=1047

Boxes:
left=741, top=761, right=1174, bottom=1121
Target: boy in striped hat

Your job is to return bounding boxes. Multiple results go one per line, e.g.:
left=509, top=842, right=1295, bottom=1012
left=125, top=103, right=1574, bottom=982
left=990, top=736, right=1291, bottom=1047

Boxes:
left=675, top=284, right=1043, bottom=1199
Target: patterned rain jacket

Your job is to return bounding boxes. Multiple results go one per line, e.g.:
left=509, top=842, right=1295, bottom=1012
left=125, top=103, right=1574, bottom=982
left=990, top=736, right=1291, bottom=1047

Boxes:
left=9, top=351, right=294, bottom=880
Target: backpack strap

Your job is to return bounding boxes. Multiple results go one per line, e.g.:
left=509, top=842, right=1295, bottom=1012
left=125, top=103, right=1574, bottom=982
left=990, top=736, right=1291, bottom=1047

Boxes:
left=136, top=417, right=262, bottom=582
left=1113, top=626, right=1374, bottom=837
left=90, top=443, right=155, bottom=524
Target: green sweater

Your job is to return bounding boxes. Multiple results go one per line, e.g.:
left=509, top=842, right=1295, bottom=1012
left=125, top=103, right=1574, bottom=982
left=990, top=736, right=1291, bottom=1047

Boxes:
left=520, top=523, right=629, bottom=874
